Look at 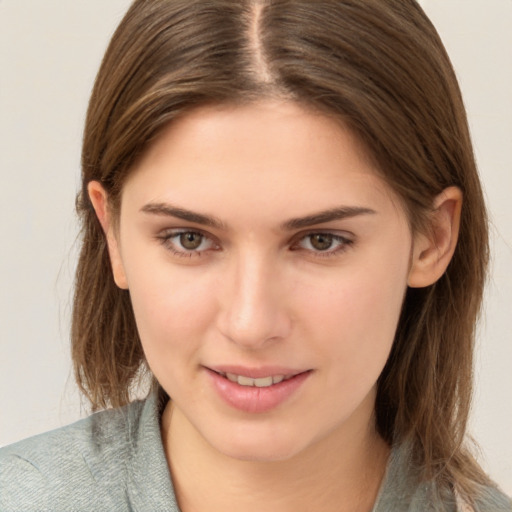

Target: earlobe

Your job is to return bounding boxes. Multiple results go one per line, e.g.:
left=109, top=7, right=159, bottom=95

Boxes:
left=87, top=181, right=129, bottom=290
left=407, top=186, right=462, bottom=288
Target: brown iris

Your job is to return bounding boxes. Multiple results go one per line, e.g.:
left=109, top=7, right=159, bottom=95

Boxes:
left=309, top=234, right=334, bottom=251
left=180, top=232, right=203, bottom=250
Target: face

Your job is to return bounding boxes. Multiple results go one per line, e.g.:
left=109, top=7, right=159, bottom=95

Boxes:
left=103, top=100, right=415, bottom=461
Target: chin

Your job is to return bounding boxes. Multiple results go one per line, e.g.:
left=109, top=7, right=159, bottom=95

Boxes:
left=208, top=425, right=308, bottom=463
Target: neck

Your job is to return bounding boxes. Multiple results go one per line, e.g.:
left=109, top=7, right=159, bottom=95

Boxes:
left=161, top=400, right=389, bottom=512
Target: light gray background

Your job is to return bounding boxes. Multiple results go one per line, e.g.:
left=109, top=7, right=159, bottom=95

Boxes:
left=1, top=0, right=511, bottom=495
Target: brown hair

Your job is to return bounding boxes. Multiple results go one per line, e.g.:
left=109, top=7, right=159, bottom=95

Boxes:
left=73, top=0, right=490, bottom=499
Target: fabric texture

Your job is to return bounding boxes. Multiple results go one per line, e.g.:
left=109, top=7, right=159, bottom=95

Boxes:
left=1, top=392, right=510, bottom=512
left=0, top=392, right=178, bottom=511
left=371, top=441, right=511, bottom=512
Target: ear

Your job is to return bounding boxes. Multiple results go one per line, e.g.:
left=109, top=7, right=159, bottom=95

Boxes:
left=87, top=181, right=128, bottom=290
left=408, top=186, right=462, bottom=288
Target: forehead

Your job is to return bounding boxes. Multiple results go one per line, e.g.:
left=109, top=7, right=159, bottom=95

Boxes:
left=123, top=100, right=405, bottom=222
left=134, top=100, right=374, bottom=174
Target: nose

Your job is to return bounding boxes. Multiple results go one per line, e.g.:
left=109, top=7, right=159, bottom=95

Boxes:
left=216, top=252, right=292, bottom=349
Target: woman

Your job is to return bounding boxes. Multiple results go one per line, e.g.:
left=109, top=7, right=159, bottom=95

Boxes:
left=1, top=1, right=510, bottom=510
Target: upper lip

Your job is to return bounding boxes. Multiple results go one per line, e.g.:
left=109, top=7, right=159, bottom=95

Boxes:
left=206, top=365, right=311, bottom=379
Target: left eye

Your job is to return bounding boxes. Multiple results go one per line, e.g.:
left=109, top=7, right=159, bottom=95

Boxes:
left=295, top=233, right=352, bottom=254
left=159, top=230, right=217, bottom=255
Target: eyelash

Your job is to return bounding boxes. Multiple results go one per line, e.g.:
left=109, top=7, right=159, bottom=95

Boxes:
left=156, top=230, right=354, bottom=259
left=291, top=233, right=354, bottom=258
left=156, top=230, right=218, bottom=258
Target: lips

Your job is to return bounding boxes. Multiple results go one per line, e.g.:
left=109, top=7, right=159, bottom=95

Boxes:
left=205, top=366, right=312, bottom=413
left=218, top=371, right=292, bottom=387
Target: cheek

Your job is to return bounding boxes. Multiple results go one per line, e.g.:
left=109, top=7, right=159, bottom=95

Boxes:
left=299, top=246, right=410, bottom=379
left=127, top=268, right=220, bottom=401
left=133, top=277, right=215, bottom=340
left=120, top=241, right=219, bottom=366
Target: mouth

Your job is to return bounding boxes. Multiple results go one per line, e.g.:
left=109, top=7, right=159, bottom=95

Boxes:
left=206, top=366, right=312, bottom=413
left=214, top=371, right=294, bottom=388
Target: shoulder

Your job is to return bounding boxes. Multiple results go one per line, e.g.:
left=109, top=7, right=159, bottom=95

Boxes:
left=472, top=485, right=512, bottom=512
left=0, top=398, right=147, bottom=512
left=374, top=441, right=512, bottom=512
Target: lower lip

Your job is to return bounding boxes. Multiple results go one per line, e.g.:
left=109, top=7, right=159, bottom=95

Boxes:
left=206, top=369, right=311, bottom=413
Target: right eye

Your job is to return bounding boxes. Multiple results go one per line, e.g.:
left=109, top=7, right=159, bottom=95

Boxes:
left=291, top=231, right=354, bottom=258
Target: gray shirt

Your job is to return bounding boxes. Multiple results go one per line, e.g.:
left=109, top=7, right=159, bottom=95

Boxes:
left=1, top=392, right=510, bottom=511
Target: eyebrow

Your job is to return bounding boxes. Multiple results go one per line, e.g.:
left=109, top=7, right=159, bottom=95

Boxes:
left=281, top=206, right=377, bottom=230
left=140, top=203, right=227, bottom=230
left=140, top=202, right=376, bottom=231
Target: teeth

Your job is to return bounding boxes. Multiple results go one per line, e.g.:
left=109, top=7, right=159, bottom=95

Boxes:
left=238, top=375, right=257, bottom=386
left=225, top=373, right=287, bottom=387
left=255, top=376, right=274, bottom=387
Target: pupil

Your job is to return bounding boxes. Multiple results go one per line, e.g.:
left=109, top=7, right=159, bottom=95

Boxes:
left=311, top=234, right=333, bottom=251
left=180, top=232, right=202, bottom=250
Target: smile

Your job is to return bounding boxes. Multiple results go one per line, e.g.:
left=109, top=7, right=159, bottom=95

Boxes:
left=207, top=368, right=312, bottom=413
left=220, top=373, right=288, bottom=387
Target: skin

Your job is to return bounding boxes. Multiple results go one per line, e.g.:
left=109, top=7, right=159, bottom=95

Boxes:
left=89, top=100, right=462, bottom=512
